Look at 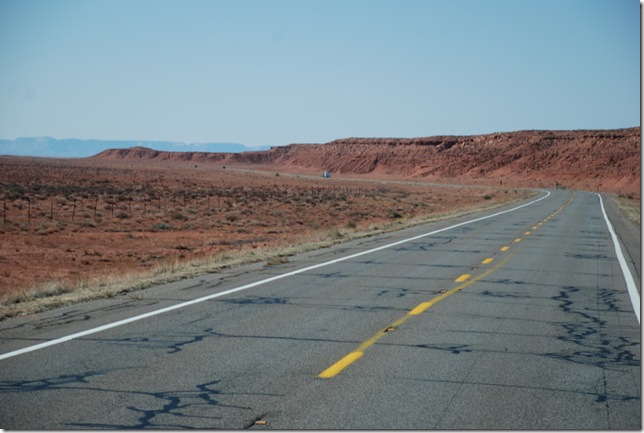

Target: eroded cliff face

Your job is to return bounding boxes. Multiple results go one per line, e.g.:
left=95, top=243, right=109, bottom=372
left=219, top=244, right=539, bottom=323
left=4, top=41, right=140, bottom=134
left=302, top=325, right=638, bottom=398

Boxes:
left=94, top=128, right=640, bottom=195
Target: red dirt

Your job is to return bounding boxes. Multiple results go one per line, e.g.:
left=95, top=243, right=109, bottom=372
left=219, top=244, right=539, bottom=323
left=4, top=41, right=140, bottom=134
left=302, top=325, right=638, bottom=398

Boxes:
left=0, top=156, right=523, bottom=301
left=0, top=127, right=639, bottom=304
left=96, top=127, right=641, bottom=197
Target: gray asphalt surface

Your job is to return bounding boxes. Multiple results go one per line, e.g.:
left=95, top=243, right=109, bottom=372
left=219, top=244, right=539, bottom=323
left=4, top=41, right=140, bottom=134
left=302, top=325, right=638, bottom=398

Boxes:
left=0, top=189, right=640, bottom=429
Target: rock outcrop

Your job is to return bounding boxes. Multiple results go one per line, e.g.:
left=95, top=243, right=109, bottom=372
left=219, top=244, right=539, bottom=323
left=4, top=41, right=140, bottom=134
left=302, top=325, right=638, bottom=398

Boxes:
left=93, top=128, right=641, bottom=195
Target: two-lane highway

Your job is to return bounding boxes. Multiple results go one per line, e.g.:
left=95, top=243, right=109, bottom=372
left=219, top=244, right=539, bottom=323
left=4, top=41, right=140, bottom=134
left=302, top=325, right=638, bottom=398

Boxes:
left=0, top=189, right=639, bottom=429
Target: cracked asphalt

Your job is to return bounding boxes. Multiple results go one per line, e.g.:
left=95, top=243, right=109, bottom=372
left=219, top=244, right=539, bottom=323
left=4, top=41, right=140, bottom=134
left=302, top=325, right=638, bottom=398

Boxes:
left=0, top=189, right=639, bottom=429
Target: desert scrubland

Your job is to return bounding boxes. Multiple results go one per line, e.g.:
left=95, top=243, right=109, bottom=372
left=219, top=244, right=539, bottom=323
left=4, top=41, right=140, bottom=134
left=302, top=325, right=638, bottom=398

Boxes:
left=0, top=127, right=639, bottom=318
left=0, top=156, right=528, bottom=318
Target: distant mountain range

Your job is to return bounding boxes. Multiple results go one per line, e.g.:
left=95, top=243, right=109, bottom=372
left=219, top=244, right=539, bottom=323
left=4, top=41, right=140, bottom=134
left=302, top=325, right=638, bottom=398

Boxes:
left=0, top=137, right=270, bottom=158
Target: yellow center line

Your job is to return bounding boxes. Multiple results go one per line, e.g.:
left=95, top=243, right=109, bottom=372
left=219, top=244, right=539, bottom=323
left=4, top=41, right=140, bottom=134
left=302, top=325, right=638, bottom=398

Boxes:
left=455, top=274, right=471, bottom=282
left=482, top=258, right=494, bottom=264
left=319, top=193, right=578, bottom=379
left=318, top=253, right=515, bottom=379
left=408, top=302, right=433, bottom=316
left=318, top=351, right=364, bottom=378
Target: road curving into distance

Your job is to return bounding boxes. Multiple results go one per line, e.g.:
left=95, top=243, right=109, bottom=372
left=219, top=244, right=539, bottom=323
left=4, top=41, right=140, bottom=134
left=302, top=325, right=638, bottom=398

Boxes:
left=0, top=189, right=639, bottom=429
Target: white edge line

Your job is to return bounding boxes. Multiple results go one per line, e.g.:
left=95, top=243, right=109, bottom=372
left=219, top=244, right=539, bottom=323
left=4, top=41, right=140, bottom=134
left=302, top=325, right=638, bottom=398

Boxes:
left=0, top=190, right=552, bottom=361
left=597, top=193, right=641, bottom=324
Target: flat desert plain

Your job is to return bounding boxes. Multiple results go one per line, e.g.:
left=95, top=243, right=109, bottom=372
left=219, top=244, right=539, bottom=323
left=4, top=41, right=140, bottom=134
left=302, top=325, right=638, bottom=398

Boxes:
left=0, top=156, right=534, bottom=317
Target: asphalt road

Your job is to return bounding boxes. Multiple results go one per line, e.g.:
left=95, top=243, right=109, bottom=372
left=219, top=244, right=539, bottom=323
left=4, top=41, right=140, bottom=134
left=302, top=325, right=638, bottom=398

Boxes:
left=0, top=189, right=640, bottom=429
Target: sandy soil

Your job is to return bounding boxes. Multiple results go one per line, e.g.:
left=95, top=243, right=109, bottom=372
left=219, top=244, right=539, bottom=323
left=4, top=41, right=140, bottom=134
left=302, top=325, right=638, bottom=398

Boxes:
left=0, top=156, right=529, bottom=311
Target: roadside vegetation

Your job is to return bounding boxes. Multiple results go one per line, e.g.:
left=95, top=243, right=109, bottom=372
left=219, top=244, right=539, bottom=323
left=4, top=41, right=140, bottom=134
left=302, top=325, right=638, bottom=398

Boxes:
left=613, top=193, right=641, bottom=227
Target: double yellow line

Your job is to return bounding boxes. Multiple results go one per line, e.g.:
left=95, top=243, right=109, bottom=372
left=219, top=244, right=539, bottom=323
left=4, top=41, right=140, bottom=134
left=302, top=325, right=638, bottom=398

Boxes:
left=318, top=193, right=576, bottom=379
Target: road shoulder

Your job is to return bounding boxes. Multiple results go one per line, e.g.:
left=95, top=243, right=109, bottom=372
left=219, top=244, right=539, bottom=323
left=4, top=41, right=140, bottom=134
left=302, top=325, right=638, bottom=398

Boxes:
left=602, top=193, right=641, bottom=292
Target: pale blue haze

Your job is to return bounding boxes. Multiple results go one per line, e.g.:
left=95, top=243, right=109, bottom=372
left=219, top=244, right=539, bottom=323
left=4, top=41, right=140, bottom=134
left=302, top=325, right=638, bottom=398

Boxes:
left=0, top=0, right=639, bottom=152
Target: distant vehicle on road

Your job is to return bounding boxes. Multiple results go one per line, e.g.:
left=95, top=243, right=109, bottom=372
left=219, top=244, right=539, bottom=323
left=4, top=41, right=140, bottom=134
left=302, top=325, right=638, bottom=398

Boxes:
left=322, top=171, right=332, bottom=178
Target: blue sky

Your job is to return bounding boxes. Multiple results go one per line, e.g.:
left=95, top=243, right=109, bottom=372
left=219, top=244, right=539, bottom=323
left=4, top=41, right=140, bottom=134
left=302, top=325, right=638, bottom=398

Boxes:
left=0, top=0, right=639, bottom=148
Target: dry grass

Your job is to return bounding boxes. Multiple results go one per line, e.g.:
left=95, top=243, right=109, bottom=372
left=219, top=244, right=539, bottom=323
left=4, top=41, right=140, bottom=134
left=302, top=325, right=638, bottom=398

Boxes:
left=613, top=193, right=641, bottom=227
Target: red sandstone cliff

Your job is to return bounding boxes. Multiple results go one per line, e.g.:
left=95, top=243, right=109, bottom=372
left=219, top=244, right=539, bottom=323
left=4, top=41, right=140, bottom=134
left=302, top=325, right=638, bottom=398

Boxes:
left=93, top=128, right=641, bottom=196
